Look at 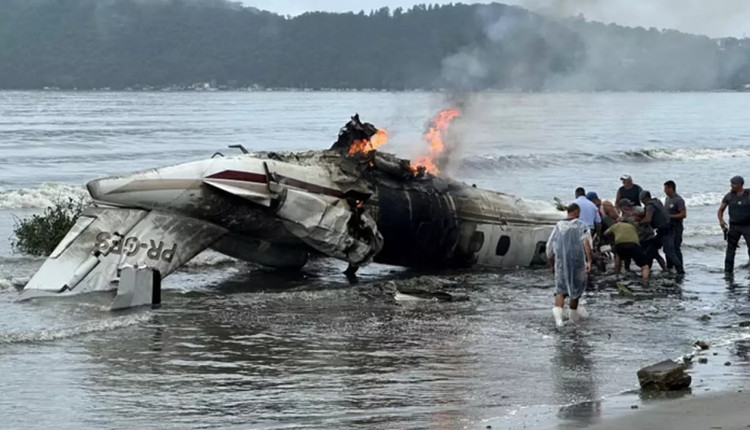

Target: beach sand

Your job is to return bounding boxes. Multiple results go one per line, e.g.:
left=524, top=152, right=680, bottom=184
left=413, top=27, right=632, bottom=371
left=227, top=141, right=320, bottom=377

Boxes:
left=586, top=391, right=750, bottom=430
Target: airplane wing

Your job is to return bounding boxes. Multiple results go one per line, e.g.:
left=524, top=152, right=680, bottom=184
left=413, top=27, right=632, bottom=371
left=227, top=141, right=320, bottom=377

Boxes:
left=19, top=206, right=227, bottom=299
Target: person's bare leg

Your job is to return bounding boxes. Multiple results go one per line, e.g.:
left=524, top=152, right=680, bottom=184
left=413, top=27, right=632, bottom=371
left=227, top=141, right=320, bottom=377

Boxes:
left=555, top=293, right=565, bottom=308
left=641, top=264, right=650, bottom=282
left=656, top=253, right=667, bottom=271
left=614, top=255, right=622, bottom=275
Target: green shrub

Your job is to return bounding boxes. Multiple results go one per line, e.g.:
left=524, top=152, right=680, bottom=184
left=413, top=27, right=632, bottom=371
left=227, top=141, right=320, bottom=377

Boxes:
left=11, top=197, right=87, bottom=256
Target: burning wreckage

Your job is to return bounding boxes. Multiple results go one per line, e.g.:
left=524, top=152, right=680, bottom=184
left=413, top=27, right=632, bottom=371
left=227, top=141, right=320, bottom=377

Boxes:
left=19, top=114, right=562, bottom=307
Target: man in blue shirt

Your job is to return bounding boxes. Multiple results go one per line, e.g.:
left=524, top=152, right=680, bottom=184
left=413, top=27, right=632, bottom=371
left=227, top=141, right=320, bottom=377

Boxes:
left=573, top=187, right=602, bottom=239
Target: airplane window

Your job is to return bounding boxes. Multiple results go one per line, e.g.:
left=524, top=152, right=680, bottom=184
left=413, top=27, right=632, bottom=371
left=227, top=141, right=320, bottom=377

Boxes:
left=469, top=231, right=484, bottom=253
left=495, top=235, right=511, bottom=256
left=530, top=241, right=547, bottom=265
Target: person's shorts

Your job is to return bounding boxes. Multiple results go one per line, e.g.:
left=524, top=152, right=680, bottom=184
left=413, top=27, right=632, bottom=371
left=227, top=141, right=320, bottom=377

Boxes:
left=554, top=261, right=587, bottom=300
left=615, top=242, right=649, bottom=267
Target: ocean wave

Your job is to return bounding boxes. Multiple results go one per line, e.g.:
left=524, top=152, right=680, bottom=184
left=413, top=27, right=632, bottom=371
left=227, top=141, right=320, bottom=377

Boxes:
left=0, top=183, right=88, bottom=209
left=684, top=225, right=723, bottom=237
left=0, top=312, right=151, bottom=344
left=185, top=250, right=238, bottom=268
left=683, top=192, right=726, bottom=207
left=460, top=146, right=750, bottom=170
left=0, top=276, right=29, bottom=292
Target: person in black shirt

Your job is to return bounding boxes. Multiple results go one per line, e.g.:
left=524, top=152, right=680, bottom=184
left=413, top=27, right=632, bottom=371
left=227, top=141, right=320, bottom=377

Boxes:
left=641, top=190, right=684, bottom=274
left=616, top=175, right=643, bottom=207
left=718, top=176, right=750, bottom=273
left=664, top=180, right=686, bottom=272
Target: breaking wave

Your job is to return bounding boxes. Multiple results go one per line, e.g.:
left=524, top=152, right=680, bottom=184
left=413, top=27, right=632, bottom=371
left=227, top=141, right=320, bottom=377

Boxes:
left=0, top=312, right=151, bottom=344
left=461, top=147, right=750, bottom=170
left=683, top=192, right=726, bottom=207
left=185, top=250, right=238, bottom=268
left=0, top=183, right=88, bottom=209
left=0, top=276, right=29, bottom=292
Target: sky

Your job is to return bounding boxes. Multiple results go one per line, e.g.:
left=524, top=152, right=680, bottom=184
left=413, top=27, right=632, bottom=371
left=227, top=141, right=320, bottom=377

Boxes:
left=241, top=0, right=749, bottom=38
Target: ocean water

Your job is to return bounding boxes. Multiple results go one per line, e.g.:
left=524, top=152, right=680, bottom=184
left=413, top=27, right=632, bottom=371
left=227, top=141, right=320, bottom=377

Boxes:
left=2, top=91, right=750, bottom=429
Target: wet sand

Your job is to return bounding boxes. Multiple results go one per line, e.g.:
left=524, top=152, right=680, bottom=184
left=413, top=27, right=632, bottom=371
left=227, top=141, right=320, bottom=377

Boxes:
left=586, top=392, right=750, bottom=430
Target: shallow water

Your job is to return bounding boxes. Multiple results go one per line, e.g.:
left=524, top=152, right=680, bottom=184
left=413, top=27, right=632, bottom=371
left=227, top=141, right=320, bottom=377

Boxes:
left=2, top=91, right=750, bottom=429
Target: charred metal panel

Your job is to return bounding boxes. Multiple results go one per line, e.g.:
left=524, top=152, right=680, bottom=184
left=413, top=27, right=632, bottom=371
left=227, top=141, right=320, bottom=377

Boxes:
left=373, top=184, right=459, bottom=267
left=211, top=234, right=308, bottom=268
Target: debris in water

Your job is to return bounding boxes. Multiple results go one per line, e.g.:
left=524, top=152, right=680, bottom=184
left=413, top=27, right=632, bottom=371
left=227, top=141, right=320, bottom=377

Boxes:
left=617, top=283, right=634, bottom=297
left=695, top=340, right=710, bottom=350
left=379, top=278, right=469, bottom=302
left=698, top=314, right=712, bottom=322
left=637, top=359, right=691, bottom=391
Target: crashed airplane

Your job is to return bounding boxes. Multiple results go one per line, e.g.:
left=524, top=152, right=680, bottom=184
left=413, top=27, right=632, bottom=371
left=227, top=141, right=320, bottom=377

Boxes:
left=19, top=114, right=562, bottom=305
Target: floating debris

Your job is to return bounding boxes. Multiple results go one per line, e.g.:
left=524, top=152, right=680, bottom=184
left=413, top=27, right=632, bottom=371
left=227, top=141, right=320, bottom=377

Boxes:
left=695, top=340, right=710, bottom=350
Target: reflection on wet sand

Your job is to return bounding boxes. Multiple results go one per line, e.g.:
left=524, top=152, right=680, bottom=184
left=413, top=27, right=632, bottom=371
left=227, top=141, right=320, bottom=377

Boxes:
left=553, top=332, right=601, bottom=428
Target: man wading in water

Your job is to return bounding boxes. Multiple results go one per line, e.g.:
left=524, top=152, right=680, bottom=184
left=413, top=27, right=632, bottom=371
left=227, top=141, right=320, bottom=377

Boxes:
left=547, top=203, right=593, bottom=328
left=664, top=180, right=686, bottom=272
left=719, top=176, right=750, bottom=273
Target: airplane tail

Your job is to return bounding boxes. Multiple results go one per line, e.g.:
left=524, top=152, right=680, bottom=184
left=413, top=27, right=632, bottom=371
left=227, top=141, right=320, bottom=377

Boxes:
left=19, top=206, right=227, bottom=300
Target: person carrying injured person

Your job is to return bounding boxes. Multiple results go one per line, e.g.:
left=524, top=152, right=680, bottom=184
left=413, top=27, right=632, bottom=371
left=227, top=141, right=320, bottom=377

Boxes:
left=547, top=203, right=593, bottom=328
left=641, top=190, right=684, bottom=274
left=604, top=218, right=650, bottom=282
left=619, top=198, right=666, bottom=271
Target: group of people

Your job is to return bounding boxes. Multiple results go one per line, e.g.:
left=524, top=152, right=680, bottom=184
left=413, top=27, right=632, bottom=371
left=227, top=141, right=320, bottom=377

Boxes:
left=546, top=173, right=750, bottom=327
left=546, top=174, right=686, bottom=328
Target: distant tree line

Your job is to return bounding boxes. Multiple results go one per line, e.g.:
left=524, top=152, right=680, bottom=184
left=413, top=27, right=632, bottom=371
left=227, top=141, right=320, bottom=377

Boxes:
left=0, top=0, right=749, bottom=91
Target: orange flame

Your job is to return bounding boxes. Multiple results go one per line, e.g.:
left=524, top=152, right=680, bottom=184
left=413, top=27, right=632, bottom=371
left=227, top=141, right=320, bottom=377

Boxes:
left=412, top=109, right=461, bottom=175
left=347, top=129, right=389, bottom=156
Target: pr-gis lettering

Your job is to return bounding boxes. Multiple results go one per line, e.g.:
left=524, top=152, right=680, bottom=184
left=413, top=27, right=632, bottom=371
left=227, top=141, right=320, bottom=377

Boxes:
left=95, top=232, right=177, bottom=263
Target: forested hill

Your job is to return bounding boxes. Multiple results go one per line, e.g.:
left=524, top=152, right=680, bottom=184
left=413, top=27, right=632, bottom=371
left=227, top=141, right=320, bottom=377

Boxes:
left=1, top=0, right=749, bottom=91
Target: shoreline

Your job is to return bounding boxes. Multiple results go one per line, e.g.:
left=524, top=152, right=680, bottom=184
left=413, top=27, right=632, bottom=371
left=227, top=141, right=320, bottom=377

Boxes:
left=480, top=330, right=750, bottom=430
left=585, top=390, right=750, bottom=430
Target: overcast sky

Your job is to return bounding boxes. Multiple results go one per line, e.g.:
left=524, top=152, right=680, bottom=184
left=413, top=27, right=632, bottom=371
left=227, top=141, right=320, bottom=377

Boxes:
left=241, top=0, right=749, bottom=38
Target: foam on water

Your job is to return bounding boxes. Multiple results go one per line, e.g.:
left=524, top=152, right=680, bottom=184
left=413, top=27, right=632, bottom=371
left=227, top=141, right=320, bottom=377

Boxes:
left=0, top=276, right=29, bottom=292
left=683, top=192, right=727, bottom=207
left=461, top=146, right=750, bottom=171
left=0, top=311, right=151, bottom=344
left=185, top=250, right=238, bottom=268
left=0, top=183, right=88, bottom=209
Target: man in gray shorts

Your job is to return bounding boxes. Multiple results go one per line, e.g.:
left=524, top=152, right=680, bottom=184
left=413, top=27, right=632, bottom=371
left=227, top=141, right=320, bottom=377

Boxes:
left=719, top=176, right=750, bottom=273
